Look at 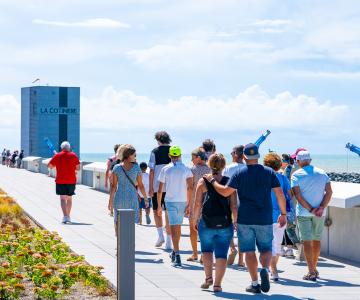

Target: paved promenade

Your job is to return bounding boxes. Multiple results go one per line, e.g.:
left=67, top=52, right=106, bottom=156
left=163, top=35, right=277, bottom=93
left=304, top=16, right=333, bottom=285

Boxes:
left=1, top=165, right=360, bottom=299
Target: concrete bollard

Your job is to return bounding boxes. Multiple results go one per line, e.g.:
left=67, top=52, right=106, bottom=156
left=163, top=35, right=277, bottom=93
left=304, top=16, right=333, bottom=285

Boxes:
left=117, top=209, right=135, bottom=300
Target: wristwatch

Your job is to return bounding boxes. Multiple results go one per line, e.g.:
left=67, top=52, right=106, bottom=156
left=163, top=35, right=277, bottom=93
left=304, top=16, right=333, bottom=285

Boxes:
left=281, top=213, right=287, bottom=216
left=210, top=178, right=216, bottom=184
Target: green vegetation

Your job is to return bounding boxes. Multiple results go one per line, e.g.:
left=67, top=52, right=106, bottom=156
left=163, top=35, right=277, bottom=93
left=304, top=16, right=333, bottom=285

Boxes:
left=0, top=189, right=113, bottom=299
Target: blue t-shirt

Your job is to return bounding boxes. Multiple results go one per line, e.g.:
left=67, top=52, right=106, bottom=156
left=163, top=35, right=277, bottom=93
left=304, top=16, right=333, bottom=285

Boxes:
left=228, top=164, right=280, bottom=225
left=271, top=173, right=291, bottom=223
left=291, top=165, right=330, bottom=217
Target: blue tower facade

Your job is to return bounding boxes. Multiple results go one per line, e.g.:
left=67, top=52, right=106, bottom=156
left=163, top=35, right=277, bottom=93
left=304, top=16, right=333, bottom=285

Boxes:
left=21, top=86, right=80, bottom=158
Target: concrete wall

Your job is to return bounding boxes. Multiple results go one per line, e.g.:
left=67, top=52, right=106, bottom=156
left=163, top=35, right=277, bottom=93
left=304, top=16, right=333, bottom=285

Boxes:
left=321, top=206, right=360, bottom=263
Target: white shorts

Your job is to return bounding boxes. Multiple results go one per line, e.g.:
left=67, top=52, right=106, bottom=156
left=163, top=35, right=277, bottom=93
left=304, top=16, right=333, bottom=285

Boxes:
left=272, top=222, right=286, bottom=256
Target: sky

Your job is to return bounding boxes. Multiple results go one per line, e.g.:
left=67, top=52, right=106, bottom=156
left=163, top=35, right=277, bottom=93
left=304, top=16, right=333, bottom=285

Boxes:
left=0, top=0, right=359, bottom=155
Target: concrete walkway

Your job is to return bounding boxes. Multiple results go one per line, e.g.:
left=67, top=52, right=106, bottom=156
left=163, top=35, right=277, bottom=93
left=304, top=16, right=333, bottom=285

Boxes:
left=1, top=165, right=360, bottom=300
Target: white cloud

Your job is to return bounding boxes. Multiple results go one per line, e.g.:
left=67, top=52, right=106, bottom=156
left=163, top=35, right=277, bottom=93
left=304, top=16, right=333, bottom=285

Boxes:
left=127, top=38, right=272, bottom=69
left=80, top=85, right=347, bottom=132
left=289, top=71, right=360, bottom=80
left=33, top=18, right=130, bottom=29
left=0, top=94, right=20, bottom=127
left=250, top=19, right=293, bottom=27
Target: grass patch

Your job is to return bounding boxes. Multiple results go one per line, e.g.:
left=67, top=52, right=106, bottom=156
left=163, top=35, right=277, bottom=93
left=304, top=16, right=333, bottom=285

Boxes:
left=0, top=188, right=115, bottom=299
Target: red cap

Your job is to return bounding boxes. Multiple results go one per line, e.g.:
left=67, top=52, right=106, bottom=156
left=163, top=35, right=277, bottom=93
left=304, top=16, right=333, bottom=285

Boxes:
left=291, top=148, right=306, bottom=159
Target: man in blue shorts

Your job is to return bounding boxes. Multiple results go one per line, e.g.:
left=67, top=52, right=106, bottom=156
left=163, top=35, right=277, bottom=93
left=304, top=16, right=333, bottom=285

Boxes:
left=205, top=143, right=287, bottom=294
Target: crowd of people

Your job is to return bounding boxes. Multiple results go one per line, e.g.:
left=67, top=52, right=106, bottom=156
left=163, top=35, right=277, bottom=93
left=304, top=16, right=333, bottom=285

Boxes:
left=1, top=149, right=24, bottom=168
left=46, top=131, right=332, bottom=295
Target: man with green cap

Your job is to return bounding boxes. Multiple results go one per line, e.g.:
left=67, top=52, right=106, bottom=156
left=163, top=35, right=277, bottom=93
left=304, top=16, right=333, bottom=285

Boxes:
left=158, top=145, right=194, bottom=267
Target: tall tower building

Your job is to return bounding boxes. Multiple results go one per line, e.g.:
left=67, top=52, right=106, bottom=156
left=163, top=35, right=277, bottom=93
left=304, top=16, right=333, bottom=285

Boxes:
left=21, top=86, right=80, bottom=158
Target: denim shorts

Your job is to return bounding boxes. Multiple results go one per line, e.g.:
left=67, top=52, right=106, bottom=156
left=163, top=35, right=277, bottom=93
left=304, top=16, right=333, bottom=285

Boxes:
left=139, top=198, right=152, bottom=209
left=166, top=202, right=186, bottom=225
left=198, top=219, right=234, bottom=259
left=237, top=224, right=273, bottom=253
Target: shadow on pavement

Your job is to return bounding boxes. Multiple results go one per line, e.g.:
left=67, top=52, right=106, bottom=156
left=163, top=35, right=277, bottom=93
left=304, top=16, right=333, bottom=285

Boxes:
left=135, top=258, right=164, bottom=264
left=278, top=277, right=360, bottom=288
left=135, top=250, right=159, bottom=256
left=66, top=222, right=93, bottom=226
left=208, top=290, right=304, bottom=299
left=293, top=261, right=345, bottom=268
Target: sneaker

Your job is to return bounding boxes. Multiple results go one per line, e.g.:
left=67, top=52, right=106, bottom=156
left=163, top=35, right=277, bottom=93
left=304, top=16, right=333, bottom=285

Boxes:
left=146, top=214, right=151, bottom=225
left=246, top=284, right=261, bottom=294
left=270, top=272, right=279, bottom=282
left=62, top=216, right=67, bottom=224
left=285, top=248, right=294, bottom=258
left=280, top=247, right=286, bottom=257
left=66, top=216, right=71, bottom=224
left=155, top=237, right=165, bottom=247
left=173, top=254, right=181, bottom=267
left=165, top=237, right=172, bottom=250
left=260, top=268, right=270, bottom=293
left=169, top=251, right=176, bottom=263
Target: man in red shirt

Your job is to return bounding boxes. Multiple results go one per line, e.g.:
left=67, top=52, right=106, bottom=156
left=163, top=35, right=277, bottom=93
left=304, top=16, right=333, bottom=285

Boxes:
left=48, top=141, right=80, bottom=224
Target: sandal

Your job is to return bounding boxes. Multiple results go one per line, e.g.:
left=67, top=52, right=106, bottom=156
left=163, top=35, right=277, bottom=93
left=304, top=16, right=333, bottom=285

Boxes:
left=187, top=256, right=198, bottom=262
left=315, top=269, right=319, bottom=278
left=237, top=262, right=246, bottom=268
left=303, top=272, right=317, bottom=282
left=213, top=285, right=222, bottom=293
left=200, top=277, right=213, bottom=289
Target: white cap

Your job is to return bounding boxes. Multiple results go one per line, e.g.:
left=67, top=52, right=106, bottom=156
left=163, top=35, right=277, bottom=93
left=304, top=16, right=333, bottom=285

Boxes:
left=296, top=150, right=311, bottom=161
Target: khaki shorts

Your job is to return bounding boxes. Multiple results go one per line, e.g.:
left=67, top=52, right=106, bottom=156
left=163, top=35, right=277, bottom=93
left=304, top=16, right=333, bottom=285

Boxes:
left=297, top=216, right=325, bottom=241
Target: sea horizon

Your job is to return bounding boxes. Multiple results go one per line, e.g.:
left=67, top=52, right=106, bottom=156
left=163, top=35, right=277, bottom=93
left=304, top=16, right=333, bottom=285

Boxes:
left=80, top=152, right=360, bottom=173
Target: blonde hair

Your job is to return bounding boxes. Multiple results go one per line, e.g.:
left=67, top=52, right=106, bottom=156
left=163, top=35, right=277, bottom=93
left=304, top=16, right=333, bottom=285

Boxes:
left=208, top=153, right=226, bottom=175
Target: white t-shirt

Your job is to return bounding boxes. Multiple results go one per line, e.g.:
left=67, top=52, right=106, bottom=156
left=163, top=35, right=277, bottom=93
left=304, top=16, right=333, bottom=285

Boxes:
left=158, top=162, right=193, bottom=202
left=222, top=162, right=245, bottom=178
left=138, top=172, right=150, bottom=197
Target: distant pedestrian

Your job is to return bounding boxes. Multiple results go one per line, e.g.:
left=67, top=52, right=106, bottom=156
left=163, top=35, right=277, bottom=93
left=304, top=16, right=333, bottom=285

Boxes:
left=109, top=144, right=148, bottom=230
left=1, top=149, right=6, bottom=165
left=281, top=154, right=293, bottom=181
left=291, top=150, right=332, bottom=281
left=149, top=131, right=172, bottom=249
left=105, top=144, right=121, bottom=216
left=138, top=162, right=152, bottom=225
left=5, top=150, right=11, bottom=167
left=204, top=143, right=287, bottom=294
left=17, top=150, right=24, bottom=168
left=188, top=147, right=210, bottom=262
left=10, top=151, right=18, bottom=168
left=263, top=153, right=292, bottom=281
left=158, top=146, right=193, bottom=267
left=48, top=141, right=80, bottom=224
left=223, top=145, right=245, bottom=267
left=193, top=153, right=237, bottom=293
left=202, top=139, right=216, bottom=160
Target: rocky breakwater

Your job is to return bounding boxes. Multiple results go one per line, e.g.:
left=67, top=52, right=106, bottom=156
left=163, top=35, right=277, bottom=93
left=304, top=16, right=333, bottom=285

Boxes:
left=328, top=172, right=360, bottom=183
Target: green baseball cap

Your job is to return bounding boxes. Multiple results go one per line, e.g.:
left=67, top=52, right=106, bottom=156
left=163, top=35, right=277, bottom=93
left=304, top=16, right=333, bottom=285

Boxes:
left=169, top=145, right=181, bottom=157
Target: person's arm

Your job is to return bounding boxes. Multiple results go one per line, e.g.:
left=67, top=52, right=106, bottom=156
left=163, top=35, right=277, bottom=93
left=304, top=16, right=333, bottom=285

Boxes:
left=203, top=174, right=235, bottom=197
left=315, top=182, right=333, bottom=217
left=292, top=186, right=315, bottom=213
left=109, top=173, right=118, bottom=213
left=230, top=191, right=238, bottom=229
left=148, top=152, right=155, bottom=197
left=105, top=160, right=111, bottom=188
left=157, top=182, right=164, bottom=216
left=137, top=174, right=148, bottom=202
left=48, top=156, right=56, bottom=169
left=192, top=179, right=206, bottom=231
left=273, top=187, right=287, bottom=227
left=185, top=177, right=194, bottom=215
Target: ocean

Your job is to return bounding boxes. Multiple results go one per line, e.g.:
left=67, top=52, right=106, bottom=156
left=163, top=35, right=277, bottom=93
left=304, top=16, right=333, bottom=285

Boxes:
left=80, top=153, right=360, bottom=173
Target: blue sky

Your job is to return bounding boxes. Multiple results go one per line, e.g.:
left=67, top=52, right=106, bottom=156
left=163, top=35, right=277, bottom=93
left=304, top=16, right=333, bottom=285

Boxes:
left=0, top=0, right=359, bottom=155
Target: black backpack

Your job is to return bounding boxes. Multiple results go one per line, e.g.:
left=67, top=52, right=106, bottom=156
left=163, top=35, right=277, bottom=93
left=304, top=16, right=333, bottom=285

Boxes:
left=202, top=176, right=232, bottom=229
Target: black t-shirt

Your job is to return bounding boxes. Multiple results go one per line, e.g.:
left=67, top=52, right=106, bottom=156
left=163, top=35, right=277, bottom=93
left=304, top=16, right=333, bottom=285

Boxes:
left=228, top=164, right=280, bottom=225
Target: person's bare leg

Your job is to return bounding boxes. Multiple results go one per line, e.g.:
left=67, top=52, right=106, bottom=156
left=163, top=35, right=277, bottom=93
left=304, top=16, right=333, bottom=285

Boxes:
left=189, top=220, right=198, bottom=259
left=66, top=196, right=72, bottom=217
left=170, top=225, right=181, bottom=251
left=139, top=209, right=143, bottom=225
left=245, top=252, right=258, bottom=281
left=165, top=212, right=171, bottom=235
left=214, top=258, right=227, bottom=287
left=259, top=251, right=272, bottom=269
left=229, top=239, right=236, bottom=251
left=312, top=240, right=321, bottom=269
left=202, top=253, right=213, bottom=279
left=153, top=210, right=163, bottom=228
left=60, top=195, right=67, bottom=216
left=303, top=240, right=315, bottom=273
left=238, top=242, right=245, bottom=266
left=270, top=255, right=280, bottom=274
